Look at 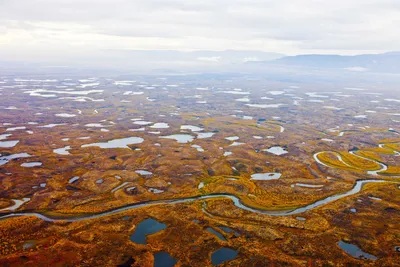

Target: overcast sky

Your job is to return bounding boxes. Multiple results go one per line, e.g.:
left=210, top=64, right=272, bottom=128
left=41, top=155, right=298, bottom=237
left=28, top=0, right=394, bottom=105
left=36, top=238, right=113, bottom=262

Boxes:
left=0, top=0, right=399, bottom=63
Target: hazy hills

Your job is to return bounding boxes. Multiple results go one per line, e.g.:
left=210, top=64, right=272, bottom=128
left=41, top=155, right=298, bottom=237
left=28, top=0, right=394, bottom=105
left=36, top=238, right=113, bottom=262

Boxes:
left=2, top=50, right=400, bottom=75
left=260, top=52, right=400, bottom=73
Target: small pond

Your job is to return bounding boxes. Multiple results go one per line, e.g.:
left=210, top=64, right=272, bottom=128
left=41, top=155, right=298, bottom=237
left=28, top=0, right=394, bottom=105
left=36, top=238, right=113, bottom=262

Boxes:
left=207, top=227, right=227, bottom=241
left=338, top=240, right=377, bottom=260
left=251, top=172, right=281, bottom=181
left=153, top=251, right=177, bottom=267
left=130, top=218, right=166, bottom=245
left=82, top=137, right=144, bottom=149
left=160, top=134, right=195, bottom=143
left=21, top=162, right=42, bottom=167
left=263, top=146, right=288, bottom=155
left=211, top=247, right=238, bottom=266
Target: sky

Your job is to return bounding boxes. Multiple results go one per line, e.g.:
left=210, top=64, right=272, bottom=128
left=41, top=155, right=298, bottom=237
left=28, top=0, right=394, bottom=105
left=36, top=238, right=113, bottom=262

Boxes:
left=0, top=0, right=399, bottom=64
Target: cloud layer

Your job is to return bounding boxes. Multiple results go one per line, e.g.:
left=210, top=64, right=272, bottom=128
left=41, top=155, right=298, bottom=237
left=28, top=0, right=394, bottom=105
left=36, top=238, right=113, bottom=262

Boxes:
left=0, top=0, right=399, bottom=63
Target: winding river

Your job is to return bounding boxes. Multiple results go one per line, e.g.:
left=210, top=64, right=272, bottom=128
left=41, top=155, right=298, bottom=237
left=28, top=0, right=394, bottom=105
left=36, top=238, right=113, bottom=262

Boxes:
left=0, top=180, right=393, bottom=223
left=1, top=143, right=398, bottom=223
left=314, top=143, right=400, bottom=176
left=348, top=149, right=387, bottom=175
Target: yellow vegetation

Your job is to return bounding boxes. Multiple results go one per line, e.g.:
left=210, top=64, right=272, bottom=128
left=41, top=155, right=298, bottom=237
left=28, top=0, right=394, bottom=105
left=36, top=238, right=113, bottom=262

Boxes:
left=339, top=152, right=381, bottom=170
left=316, top=152, right=358, bottom=171
left=380, top=166, right=400, bottom=176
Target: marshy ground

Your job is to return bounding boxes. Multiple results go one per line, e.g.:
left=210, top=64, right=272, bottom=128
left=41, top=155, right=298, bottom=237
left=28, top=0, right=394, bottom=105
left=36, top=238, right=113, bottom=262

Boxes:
left=0, top=75, right=399, bottom=266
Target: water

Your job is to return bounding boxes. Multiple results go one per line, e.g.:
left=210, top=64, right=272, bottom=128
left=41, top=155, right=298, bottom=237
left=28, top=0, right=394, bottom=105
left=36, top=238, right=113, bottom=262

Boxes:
left=221, top=90, right=249, bottom=95
left=148, top=188, right=164, bottom=194
left=0, top=198, right=30, bottom=211
left=85, top=123, right=108, bottom=127
left=207, top=227, right=227, bottom=241
left=53, top=146, right=71, bottom=155
left=349, top=150, right=388, bottom=175
left=314, top=152, right=356, bottom=169
left=337, top=240, right=377, bottom=260
left=69, top=176, right=80, bottom=183
left=218, top=226, right=240, bottom=237
left=0, top=180, right=394, bottom=222
left=21, top=162, right=42, bottom=167
left=268, top=90, right=285, bottom=95
left=263, top=146, right=288, bottom=155
left=293, top=183, right=324, bottom=188
left=191, top=144, right=204, bottom=152
left=160, top=134, right=195, bottom=143
left=111, top=182, right=130, bottom=193
left=6, top=126, right=26, bottom=131
left=27, top=89, right=102, bottom=97
left=0, top=153, right=31, bottom=166
left=153, top=252, right=177, bottom=267
left=55, top=113, right=76, bottom=118
left=211, top=247, right=238, bottom=266
left=130, top=218, right=166, bottom=245
left=218, top=226, right=234, bottom=233
left=246, top=103, right=284, bottom=108
left=0, top=134, right=12, bottom=140
left=133, top=121, right=153, bottom=126
left=23, top=240, right=36, bottom=249
left=0, top=140, right=19, bottom=148
left=236, top=97, right=250, bottom=102
left=39, top=123, right=66, bottom=128
left=82, top=137, right=144, bottom=149
left=225, top=136, right=239, bottom=141
left=135, top=170, right=153, bottom=176
left=150, top=123, right=169, bottom=129
left=251, top=173, right=281, bottom=180
left=181, top=125, right=203, bottom=132
left=229, top=142, right=244, bottom=147
left=315, top=146, right=391, bottom=176
left=368, top=196, right=382, bottom=201
left=196, top=132, right=215, bottom=139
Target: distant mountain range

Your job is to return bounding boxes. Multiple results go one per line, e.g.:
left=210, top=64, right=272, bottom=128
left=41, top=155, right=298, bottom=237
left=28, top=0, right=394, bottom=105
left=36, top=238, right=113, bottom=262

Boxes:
left=2, top=50, right=400, bottom=74
left=256, top=52, right=400, bottom=73
left=114, top=50, right=400, bottom=73
left=105, top=49, right=285, bottom=65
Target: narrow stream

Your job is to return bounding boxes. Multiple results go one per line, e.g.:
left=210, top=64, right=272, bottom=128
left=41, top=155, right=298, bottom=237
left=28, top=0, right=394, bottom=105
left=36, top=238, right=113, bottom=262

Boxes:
left=348, top=149, right=388, bottom=175
left=0, top=180, right=394, bottom=222
left=314, top=143, right=398, bottom=176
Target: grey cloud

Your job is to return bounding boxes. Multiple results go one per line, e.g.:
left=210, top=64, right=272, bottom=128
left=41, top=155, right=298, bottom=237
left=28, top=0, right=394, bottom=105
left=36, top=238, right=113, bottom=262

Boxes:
left=0, top=0, right=399, bottom=60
